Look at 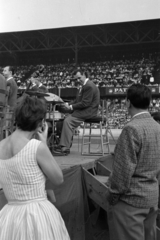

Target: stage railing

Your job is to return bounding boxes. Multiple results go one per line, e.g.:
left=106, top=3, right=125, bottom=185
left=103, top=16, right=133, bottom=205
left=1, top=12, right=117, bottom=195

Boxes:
left=18, top=86, right=160, bottom=129
left=18, top=86, right=160, bottom=99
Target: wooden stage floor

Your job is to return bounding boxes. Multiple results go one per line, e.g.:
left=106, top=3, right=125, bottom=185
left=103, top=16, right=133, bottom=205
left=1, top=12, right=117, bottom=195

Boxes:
left=54, top=129, right=121, bottom=171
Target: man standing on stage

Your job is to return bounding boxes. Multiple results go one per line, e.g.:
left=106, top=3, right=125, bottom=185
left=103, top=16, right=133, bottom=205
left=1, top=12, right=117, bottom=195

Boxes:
left=107, top=84, right=160, bottom=240
left=55, top=68, right=100, bottom=155
left=3, top=66, right=18, bottom=109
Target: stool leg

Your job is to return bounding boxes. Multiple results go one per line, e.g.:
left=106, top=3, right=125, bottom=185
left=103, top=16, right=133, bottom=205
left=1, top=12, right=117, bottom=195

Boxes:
left=89, top=123, right=92, bottom=154
left=105, top=126, right=110, bottom=154
left=100, top=122, right=104, bottom=155
left=78, top=131, right=79, bottom=152
left=81, top=121, right=111, bottom=156
left=81, top=122, right=85, bottom=154
left=107, top=123, right=116, bottom=144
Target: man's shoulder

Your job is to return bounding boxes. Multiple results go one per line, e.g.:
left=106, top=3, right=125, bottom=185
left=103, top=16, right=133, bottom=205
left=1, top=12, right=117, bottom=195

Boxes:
left=0, top=74, right=5, bottom=81
left=0, top=74, right=6, bottom=89
left=85, top=80, right=98, bottom=90
left=7, top=78, right=17, bottom=87
left=123, top=116, right=158, bottom=135
left=122, top=121, right=140, bottom=135
left=86, top=80, right=95, bottom=86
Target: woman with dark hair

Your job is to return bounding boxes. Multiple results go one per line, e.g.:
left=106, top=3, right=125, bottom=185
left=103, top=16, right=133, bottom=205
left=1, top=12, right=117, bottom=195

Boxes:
left=0, top=95, right=70, bottom=239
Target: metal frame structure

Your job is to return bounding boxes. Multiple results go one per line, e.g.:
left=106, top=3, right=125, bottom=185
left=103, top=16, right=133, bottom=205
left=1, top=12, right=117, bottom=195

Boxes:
left=0, top=19, right=159, bottom=63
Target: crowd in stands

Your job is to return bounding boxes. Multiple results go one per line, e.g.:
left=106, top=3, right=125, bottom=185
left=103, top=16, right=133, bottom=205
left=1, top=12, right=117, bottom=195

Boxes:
left=0, top=55, right=159, bottom=129
left=0, top=56, right=159, bottom=89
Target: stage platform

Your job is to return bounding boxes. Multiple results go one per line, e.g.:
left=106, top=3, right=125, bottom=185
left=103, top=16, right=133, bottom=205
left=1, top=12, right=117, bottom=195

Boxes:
left=54, top=129, right=121, bottom=171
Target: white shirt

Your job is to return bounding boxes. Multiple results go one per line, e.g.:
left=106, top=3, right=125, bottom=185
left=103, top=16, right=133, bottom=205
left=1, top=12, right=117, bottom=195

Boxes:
left=83, top=78, right=89, bottom=86
left=132, top=111, right=149, bottom=119
left=7, top=77, right=13, bottom=81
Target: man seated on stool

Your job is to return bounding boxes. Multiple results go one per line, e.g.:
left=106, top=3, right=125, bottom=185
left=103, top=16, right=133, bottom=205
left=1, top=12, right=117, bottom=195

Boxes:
left=55, top=68, right=100, bottom=155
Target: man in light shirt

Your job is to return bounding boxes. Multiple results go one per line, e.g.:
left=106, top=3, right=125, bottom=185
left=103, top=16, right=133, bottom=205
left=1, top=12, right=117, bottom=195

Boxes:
left=3, top=66, right=18, bottom=109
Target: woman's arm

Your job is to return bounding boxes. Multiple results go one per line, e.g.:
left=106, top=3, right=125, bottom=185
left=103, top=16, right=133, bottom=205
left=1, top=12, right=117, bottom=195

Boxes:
left=36, top=122, right=63, bottom=185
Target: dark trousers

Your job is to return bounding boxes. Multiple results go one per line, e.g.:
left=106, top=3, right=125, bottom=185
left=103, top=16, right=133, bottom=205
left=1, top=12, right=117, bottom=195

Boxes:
left=60, top=114, right=83, bottom=149
left=107, top=200, right=158, bottom=240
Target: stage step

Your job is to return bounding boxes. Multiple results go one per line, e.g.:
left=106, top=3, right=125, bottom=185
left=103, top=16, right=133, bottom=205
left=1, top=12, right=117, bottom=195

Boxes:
left=94, top=175, right=109, bottom=184
left=83, top=161, right=111, bottom=212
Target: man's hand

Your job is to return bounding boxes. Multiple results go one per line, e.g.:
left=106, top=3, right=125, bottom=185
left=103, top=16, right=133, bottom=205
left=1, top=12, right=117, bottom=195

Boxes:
left=64, top=102, right=71, bottom=110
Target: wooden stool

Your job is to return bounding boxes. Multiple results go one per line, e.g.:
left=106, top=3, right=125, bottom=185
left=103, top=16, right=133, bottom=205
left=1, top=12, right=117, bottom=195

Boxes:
left=81, top=100, right=116, bottom=156
left=81, top=116, right=110, bottom=155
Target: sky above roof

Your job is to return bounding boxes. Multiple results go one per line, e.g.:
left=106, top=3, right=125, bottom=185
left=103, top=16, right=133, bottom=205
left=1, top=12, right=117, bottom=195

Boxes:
left=0, top=0, right=159, bottom=33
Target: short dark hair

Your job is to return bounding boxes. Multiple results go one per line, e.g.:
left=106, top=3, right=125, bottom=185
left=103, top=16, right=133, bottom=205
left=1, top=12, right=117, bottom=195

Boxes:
left=73, top=68, right=90, bottom=78
left=15, top=95, right=47, bottom=131
left=8, top=66, right=15, bottom=75
left=126, top=84, right=151, bottom=109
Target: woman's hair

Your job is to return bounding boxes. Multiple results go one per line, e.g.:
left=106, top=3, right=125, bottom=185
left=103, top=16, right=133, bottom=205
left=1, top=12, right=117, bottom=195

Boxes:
left=15, top=95, right=47, bottom=131
left=126, top=84, right=151, bottom=109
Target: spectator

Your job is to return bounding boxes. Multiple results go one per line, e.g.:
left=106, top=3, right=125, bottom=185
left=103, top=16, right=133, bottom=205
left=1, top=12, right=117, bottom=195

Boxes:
left=107, top=84, right=160, bottom=240
left=3, top=66, right=18, bottom=109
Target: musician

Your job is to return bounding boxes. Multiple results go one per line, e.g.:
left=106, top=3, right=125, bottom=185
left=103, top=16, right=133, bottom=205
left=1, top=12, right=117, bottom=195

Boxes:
left=3, top=66, right=18, bottom=109
left=55, top=68, right=100, bottom=155
left=30, top=75, right=48, bottom=93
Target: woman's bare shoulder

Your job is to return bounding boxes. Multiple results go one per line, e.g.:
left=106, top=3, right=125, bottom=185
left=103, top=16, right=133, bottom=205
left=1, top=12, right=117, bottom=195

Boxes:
left=0, top=137, right=9, bottom=148
left=0, top=134, right=29, bottom=159
left=0, top=137, right=11, bottom=158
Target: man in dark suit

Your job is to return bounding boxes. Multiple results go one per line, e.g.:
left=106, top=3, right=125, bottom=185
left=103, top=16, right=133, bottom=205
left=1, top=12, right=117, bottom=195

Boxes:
left=55, top=69, right=100, bottom=155
left=3, top=66, right=18, bottom=109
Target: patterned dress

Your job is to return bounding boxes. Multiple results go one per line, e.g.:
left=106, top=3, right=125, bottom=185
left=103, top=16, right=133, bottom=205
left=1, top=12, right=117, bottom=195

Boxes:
left=0, top=139, right=70, bottom=240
